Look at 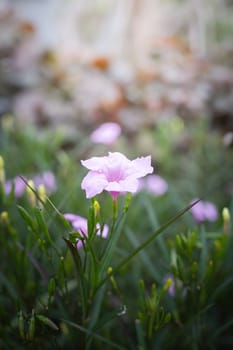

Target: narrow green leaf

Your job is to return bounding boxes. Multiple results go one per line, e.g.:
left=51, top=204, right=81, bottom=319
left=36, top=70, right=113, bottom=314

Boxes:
left=19, top=175, right=69, bottom=228
left=99, top=213, right=126, bottom=277
left=87, top=204, right=95, bottom=240
left=34, top=207, right=49, bottom=236
left=48, top=277, right=56, bottom=298
left=213, top=316, right=233, bottom=338
left=98, top=199, right=200, bottom=288
left=17, top=205, right=37, bottom=232
left=87, top=285, right=106, bottom=332
left=135, top=319, right=147, bottom=350
left=211, top=274, right=233, bottom=300
left=63, top=238, right=88, bottom=318
left=34, top=207, right=61, bottom=256
left=63, top=238, right=82, bottom=272
left=61, top=319, right=127, bottom=350
left=36, top=314, right=59, bottom=331
left=125, top=227, right=161, bottom=281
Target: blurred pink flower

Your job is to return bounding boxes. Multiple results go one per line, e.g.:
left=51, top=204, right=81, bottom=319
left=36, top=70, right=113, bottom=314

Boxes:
left=90, top=122, right=121, bottom=145
left=81, top=152, right=153, bottom=199
left=4, top=176, right=26, bottom=198
left=191, top=199, right=218, bottom=223
left=33, top=171, right=57, bottom=194
left=141, top=174, right=168, bottom=196
left=64, top=213, right=108, bottom=249
left=4, top=171, right=56, bottom=198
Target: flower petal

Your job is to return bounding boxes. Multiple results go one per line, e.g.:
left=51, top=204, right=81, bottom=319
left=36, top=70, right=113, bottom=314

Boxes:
left=91, top=123, right=121, bottom=145
left=81, top=171, right=108, bottom=198
left=81, top=156, right=108, bottom=171
left=105, top=177, right=139, bottom=193
left=96, top=223, right=109, bottom=238
left=64, top=213, right=83, bottom=223
left=130, top=156, right=154, bottom=177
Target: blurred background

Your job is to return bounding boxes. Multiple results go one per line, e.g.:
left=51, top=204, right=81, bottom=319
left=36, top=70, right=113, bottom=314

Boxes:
left=1, top=3, right=233, bottom=348
left=0, top=0, right=233, bottom=209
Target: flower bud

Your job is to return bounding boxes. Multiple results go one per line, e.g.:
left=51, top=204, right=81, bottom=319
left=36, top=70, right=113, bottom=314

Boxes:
left=222, top=207, right=230, bottom=235
left=0, top=155, right=5, bottom=183
left=164, top=277, right=173, bottom=291
left=93, top=200, right=100, bottom=217
left=28, top=310, right=35, bottom=341
left=18, top=310, right=25, bottom=339
left=26, top=180, right=36, bottom=206
left=0, top=211, right=9, bottom=223
left=38, top=184, right=47, bottom=208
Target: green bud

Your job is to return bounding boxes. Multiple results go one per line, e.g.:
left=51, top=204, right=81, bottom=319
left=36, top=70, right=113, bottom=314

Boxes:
left=0, top=211, right=9, bottom=223
left=223, top=207, right=230, bottom=222
left=164, top=312, right=172, bottom=324
left=38, top=184, right=47, bottom=208
left=93, top=200, right=100, bottom=217
left=0, top=155, right=5, bottom=183
left=107, top=267, right=113, bottom=275
left=223, top=208, right=231, bottom=235
left=48, top=278, right=56, bottom=297
left=26, top=180, right=36, bottom=206
left=28, top=310, right=35, bottom=341
left=36, top=314, right=59, bottom=331
left=163, top=277, right=173, bottom=291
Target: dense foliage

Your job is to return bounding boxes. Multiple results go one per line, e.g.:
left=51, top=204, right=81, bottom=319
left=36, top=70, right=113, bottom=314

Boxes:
left=0, top=119, right=232, bottom=349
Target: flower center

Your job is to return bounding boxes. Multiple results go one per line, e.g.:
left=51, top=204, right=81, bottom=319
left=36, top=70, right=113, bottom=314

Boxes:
left=105, top=162, right=125, bottom=182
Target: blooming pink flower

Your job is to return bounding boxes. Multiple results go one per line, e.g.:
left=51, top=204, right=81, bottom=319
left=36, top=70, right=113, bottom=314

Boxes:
left=191, top=199, right=218, bottom=223
left=64, top=213, right=108, bottom=249
left=90, top=122, right=121, bottom=145
left=81, top=152, right=154, bottom=199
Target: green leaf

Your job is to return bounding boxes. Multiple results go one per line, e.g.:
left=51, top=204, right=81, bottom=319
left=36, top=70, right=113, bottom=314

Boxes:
left=98, top=199, right=200, bottom=288
left=125, top=227, right=161, bottom=281
left=34, top=207, right=49, bottom=236
left=36, top=314, right=59, bottom=331
left=87, top=204, right=95, bottom=240
left=48, top=277, right=56, bottom=297
left=34, top=207, right=61, bottom=256
left=61, top=318, right=127, bottom=350
left=63, top=238, right=88, bottom=318
left=17, top=205, right=37, bottom=233
left=99, top=213, right=126, bottom=277
left=135, top=319, right=147, bottom=350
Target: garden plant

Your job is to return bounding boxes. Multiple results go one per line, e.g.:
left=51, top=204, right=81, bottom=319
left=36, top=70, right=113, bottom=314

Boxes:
left=0, top=121, right=233, bottom=350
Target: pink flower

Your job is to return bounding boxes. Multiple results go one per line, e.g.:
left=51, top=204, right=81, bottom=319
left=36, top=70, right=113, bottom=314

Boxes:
left=81, top=152, right=154, bottom=199
left=90, top=122, right=121, bottom=145
left=139, top=174, right=168, bottom=196
left=33, top=171, right=57, bottom=194
left=4, top=176, right=26, bottom=198
left=191, top=199, right=218, bottom=223
left=64, top=213, right=108, bottom=249
left=4, top=171, right=56, bottom=198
